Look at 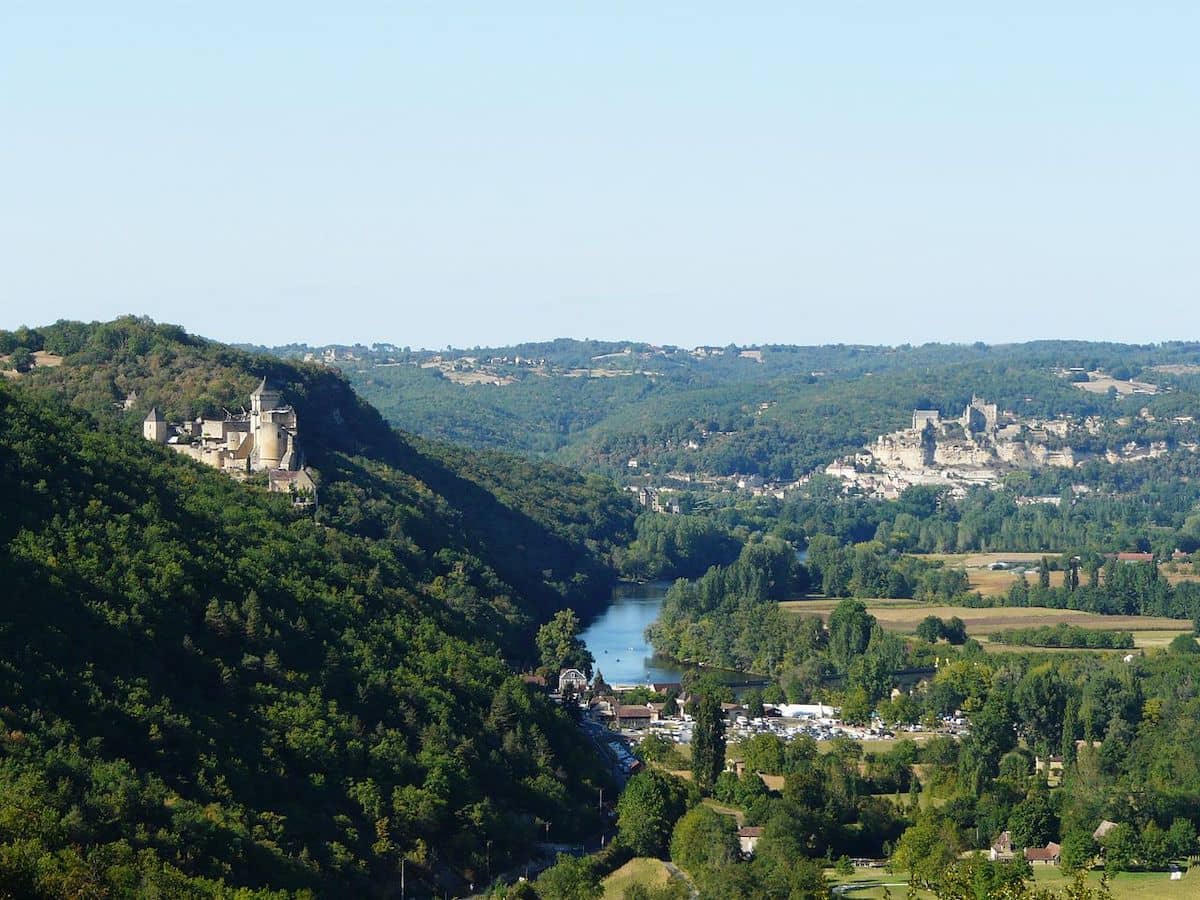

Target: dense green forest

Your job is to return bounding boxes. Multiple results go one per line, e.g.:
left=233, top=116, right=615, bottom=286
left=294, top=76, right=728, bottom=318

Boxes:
left=0, top=319, right=641, bottom=897
left=4, top=318, right=637, bottom=632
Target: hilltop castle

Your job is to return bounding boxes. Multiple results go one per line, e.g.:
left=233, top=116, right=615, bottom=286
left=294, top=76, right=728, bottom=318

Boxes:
left=824, top=396, right=1086, bottom=499
left=143, top=378, right=314, bottom=500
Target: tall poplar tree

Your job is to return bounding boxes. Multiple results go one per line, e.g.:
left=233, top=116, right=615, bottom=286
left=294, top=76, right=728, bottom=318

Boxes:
left=691, top=692, right=726, bottom=793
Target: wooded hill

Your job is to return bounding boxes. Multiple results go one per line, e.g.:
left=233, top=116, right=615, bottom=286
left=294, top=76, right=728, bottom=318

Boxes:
left=288, top=338, right=1200, bottom=481
left=0, top=318, right=636, bottom=897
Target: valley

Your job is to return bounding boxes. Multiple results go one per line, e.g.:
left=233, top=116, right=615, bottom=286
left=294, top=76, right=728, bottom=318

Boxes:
left=4, top=321, right=1200, bottom=899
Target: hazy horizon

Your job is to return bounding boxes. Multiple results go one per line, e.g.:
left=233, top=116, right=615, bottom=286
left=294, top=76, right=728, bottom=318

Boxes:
left=10, top=313, right=1200, bottom=356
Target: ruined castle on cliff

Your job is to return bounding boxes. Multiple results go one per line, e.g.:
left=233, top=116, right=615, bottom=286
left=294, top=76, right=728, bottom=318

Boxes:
left=142, top=377, right=315, bottom=501
left=869, top=396, right=1078, bottom=473
left=824, top=396, right=1135, bottom=500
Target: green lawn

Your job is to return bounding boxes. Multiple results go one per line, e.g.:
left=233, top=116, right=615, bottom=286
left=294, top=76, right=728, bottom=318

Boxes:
left=818, top=738, right=935, bottom=755
left=825, top=866, right=911, bottom=898
left=1032, top=866, right=1200, bottom=898
left=825, top=865, right=1200, bottom=899
left=602, top=857, right=672, bottom=900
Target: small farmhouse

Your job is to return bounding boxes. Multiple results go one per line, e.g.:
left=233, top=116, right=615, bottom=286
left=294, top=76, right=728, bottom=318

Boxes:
left=737, top=826, right=763, bottom=856
left=1024, top=843, right=1061, bottom=865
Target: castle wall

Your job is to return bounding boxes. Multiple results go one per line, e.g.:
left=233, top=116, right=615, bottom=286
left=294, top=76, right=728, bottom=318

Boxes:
left=1031, top=445, right=1076, bottom=468
left=169, top=442, right=225, bottom=469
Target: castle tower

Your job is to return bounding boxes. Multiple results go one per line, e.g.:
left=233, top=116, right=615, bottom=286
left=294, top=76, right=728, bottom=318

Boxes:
left=961, top=395, right=999, bottom=434
left=256, top=412, right=287, bottom=470
left=250, top=376, right=282, bottom=416
left=249, top=377, right=295, bottom=470
left=250, top=377, right=280, bottom=463
left=143, top=407, right=168, bottom=443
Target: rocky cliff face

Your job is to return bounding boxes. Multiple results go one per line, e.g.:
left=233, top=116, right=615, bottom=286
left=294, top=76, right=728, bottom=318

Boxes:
left=871, top=432, right=932, bottom=470
left=933, top=440, right=995, bottom=468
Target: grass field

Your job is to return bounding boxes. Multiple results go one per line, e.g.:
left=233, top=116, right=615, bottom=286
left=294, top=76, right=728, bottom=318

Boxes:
left=921, top=552, right=1065, bottom=597
left=918, top=552, right=1200, bottom=595
left=602, top=858, right=672, bottom=900
left=1073, top=373, right=1160, bottom=395
left=780, top=598, right=1191, bottom=649
left=827, top=865, right=1200, bottom=898
left=819, top=737, right=934, bottom=755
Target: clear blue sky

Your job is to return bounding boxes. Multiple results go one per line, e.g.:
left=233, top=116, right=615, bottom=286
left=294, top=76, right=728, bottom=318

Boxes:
left=3, top=4, right=1197, bottom=349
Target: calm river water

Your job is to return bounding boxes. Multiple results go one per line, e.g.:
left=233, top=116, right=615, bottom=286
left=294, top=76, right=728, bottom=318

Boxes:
left=580, top=550, right=808, bottom=687
left=578, top=582, right=685, bottom=685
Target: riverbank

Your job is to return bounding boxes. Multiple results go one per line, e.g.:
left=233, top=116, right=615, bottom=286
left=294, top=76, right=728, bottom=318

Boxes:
left=580, top=581, right=768, bottom=687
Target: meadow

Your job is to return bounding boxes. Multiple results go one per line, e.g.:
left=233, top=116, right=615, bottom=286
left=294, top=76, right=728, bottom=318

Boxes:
left=601, top=858, right=673, bottom=900
left=779, top=598, right=1192, bottom=650
left=828, top=865, right=1200, bottom=899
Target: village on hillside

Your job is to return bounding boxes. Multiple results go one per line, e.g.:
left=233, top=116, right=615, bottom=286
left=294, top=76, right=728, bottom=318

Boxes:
left=822, top=396, right=1198, bottom=501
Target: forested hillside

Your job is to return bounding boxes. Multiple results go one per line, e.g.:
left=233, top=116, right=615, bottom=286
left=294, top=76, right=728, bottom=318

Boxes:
left=5, top=318, right=636, bottom=635
left=282, top=338, right=1200, bottom=480
left=0, top=319, right=638, bottom=897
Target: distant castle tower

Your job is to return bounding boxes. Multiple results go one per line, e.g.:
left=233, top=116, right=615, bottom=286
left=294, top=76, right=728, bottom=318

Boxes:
left=143, top=406, right=168, bottom=443
left=961, top=396, right=999, bottom=434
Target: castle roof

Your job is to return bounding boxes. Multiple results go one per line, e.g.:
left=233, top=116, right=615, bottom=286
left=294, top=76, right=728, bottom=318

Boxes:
left=251, top=376, right=279, bottom=397
left=144, top=406, right=164, bottom=422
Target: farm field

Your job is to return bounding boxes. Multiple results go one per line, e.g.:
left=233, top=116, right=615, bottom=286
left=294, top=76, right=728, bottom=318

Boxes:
left=827, top=865, right=1200, bottom=898
left=1073, top=372, right=1160, bottom=395
left=780, top=599, right=1192, bottom=649
left=920, top=552, right=1066, bottom=596
left=969, top=566, right=1066, bottom=595
left=915, top=552, right=1200, bottom=596
left=602, top=857, right=672, bottom=900
left=923, top=552, right=1059, bottom=567
left=1162, top=565, right=1200, bottom=587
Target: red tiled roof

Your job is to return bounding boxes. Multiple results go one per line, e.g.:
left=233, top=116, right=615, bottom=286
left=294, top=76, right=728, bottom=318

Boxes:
left=1024, top=843, right=1061, bottom=861
left=617, top=706, right=652, bottom=718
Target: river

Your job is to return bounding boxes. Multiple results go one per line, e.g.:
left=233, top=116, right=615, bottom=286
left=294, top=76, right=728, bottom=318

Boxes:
left=578, top=581, right=684, bottom=685
left=579, top=550, right=809, bottom=686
